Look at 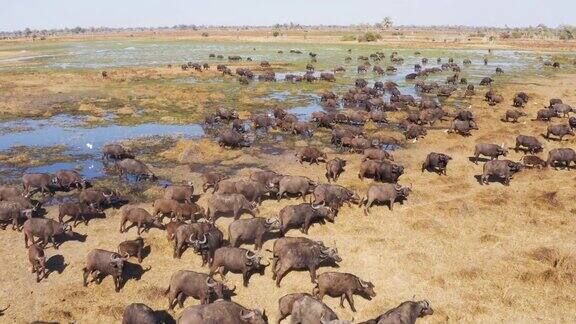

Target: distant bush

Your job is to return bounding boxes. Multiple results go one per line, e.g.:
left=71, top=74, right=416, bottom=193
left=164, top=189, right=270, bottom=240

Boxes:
left=272, top=31, right=280, bottom=37
left=358, top=32, right=382, bottom=42
left=201, top=32, right=209, bottom=37
left=391, top=32, right=404, bottom=36
left=340, top=35, right=357, bottom=41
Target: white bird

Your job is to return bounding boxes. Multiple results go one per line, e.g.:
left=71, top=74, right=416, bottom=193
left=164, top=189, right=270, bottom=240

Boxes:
left=86, top=143, right=93, bottom=149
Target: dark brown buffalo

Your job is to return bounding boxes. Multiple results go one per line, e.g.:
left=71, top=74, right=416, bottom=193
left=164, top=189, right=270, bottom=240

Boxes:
left=115, top=158, right=156, bottom=181
left=503, top=109, right=527, bottom=123
left=449, top=119, right=478, bottom=136
left=363, top=148, right=394, bottom=162
left=102, top=144, right=134, bottom=160
left=0, top=201, right=33, bottom=231
left=473, top=143, right=507, bottom=163
left=480, top=159, right=522, bottom=185
left=278, top=203, right=335, bottom=235
left=404, top=124, right=427, bottom=140
left=514, top=135, right=543, bottom=154
left=216, top=179, right=274, bottom=204
left=83, top=249, right=128, bottom=292
left=545, top=124, right=574, bottom=141
left=122, top=303, right=158, bottom=324
left=251, top=114, right=277, bottom=130
left=173, top=222, right=213, bottom=259
left=535, top=108, right=558, bottom=121
left=360, top=300, right=433, bottom=324
left=547, top=148, right=576, bottom=169
left=325, top=158, right=346, bottom=182
left=54, top=170, right=87, bottom=190
left=290, top=295, right=340, bottom=324
left=361, top=183, right=411, bottom=214
left=206, top=193, right=259, bottom=221
left=421, top=152, right=452, bottom=175
left=359, top=160, right=404, bottom=183
left=23, top=218, right=73, bottom=249
left=218, top=129, right=250, bottom=148
left=250, top=170, right=282, bottom=188
left=228, top=217, right=280, bottom=250
left=454, top=110, right=474, bottom=122
left=119, top=207, right=164, bottom=234
left=209, top=247, right=269, bottom=287
left=58, top=202, right=95, bottom=227
left=190, top=226, right=225, bottom=266
left=271, top=237, right=341, bottom=286
left=520, top=155, right=546, bottom=169
left=177, top=300, right=265, bottom=324
left=296, top=147, right=327, bottom=164
left=568, top=116, right=576, bottom=129
left=118, top=237, right=145, bottom=263
left=28, top=244, right=47, bottom=282
left=153, top=198, right=203, bottom=222
left=165, top=270, right=233, bottom=310
left=22, top=173, right=54, bottom=196
left=164, top=184, right=195, bottom=204
left=311, top=184, right=359, bottom=209
left=79, top=188, right=115, bottom=211
left=275, top=176, right=316, bottom=201
left=313, top=272, right=376, bottom=312
left=277, top=293, right=312, bottom=323
left=552, top=103, right=573, bottom=117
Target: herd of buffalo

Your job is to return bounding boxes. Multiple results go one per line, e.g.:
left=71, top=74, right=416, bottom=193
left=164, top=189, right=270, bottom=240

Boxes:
left=1, top=47, right=574, bottom=324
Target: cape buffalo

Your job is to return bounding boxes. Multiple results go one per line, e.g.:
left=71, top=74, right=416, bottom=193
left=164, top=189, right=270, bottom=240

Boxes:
left=118, top=237, right=145, bottom=263
left=311, top=184, right=359, bottom=209
left=275, top=176, right=316, bottom=201
left=228, top=217, right=280, bottom=250
left=119, top=207, right=164, bottom=234
left=290, top=294, right=340, bottom=324
left=23, top=218, right=73, bottom=249
left=361, top=183, right=412, bottom=214
left=361, top=300, right=433, bottom=324
left=313, top=272, right=376, bottom=312
left=28, top=244, right=47, bottom=282
left=296, top=147, right=327, bottom=164
left=278, top=203, right=335, bottom=235
left=190, top=226, right=224, bottom=266
left=177, top=300, right=265, bottom=324
left=164, top=184, right=195, bottom=204
left=165, top=270, right=232, bottom=309
left=22, top=173, right=54, bottom=196
left=545, top=124, right=574, bottom=141
left=122, top=303, right=158, bottom=324
left=115, top=159, right=156, bottom=181
left=58, top=202, right=96, bottom=227
left=102, top=144, right=134, bottom=160
left=277, top=293, right=312, bottom=323
left=480, top=159, right=522, bottom=185
left=54, top=170, right=87, bottom=190
left=421, top=152, right=452, bottom=175
left=83, top=249, right=128, bottom=292
left=206, top=194, right=259, bottom=222
left=473, top=143, right=507, bottom=164
left=514, top=135, right=543, bottom=154
left=271, top=237, right=341, bottom=286
left=209, top=247, right=269, bottom=287
left=325, top=158, right=346, bottom=182
left=503, top=110, right=527, bottom=123
left=546, top=148, right=576, bottom=169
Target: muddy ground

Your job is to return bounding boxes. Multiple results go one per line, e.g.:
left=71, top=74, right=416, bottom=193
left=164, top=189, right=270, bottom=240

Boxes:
left=0, top=41, right=575, bottom=323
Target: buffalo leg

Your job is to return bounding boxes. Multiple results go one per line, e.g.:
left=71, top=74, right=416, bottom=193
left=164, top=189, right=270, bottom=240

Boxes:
left=275, top=263, right=289, bottom=287
left=345, top=291, right=356, bottom=312
left=308, top=265, right=317, bottom=283
left=82, top=268, right=90, bottom=286
left=242, top=270, right=250, bottom=287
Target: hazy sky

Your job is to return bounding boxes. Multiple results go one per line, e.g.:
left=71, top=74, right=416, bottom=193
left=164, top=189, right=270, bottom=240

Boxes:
left=2, top=0, right=575, bottom=31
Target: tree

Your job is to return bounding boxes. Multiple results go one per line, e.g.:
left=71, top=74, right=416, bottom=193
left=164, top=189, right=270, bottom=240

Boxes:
left=382, top=17, right=393, bottom=29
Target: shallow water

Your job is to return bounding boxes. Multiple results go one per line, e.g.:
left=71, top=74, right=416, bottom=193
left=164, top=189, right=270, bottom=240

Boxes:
left=0, top=115, right=204, bottom=181
left=0, top=41, right=555, bottom=182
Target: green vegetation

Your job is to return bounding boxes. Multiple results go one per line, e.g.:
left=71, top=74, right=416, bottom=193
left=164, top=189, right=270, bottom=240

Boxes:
left=358, top=31, right=382, bottom=42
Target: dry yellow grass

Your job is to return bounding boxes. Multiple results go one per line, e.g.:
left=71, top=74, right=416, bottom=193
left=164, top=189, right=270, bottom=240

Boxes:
left=1, top=74, right=576, bottom=323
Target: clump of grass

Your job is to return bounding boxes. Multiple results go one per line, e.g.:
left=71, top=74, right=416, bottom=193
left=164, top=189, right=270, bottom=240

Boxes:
left=358, top=32, right=382, bottom=42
